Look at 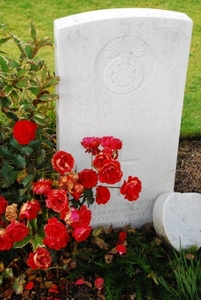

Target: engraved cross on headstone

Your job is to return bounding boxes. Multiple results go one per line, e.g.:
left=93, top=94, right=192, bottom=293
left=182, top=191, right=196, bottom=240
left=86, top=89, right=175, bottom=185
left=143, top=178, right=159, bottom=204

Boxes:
left=115, top=150, right=140, bottom=197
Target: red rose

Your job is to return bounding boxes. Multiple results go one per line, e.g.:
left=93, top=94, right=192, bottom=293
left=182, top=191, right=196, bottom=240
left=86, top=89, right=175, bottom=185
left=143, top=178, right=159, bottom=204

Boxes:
left=43, top=217, right=70, bottom=250
left=27, top=247, right=52, bottom=269
left=64, top=205, right=91, bottom=228
left=13, top=120, right=37, bottom=145
left=0, top=229, right=13, bottom=250
left=93, top=151, right=113, bottom=171
left=19, top=200, right=41, bottom=220
left=6, top=220, right=29, bottom=243
left=120, top=176, right=142, bottom=201
left=70, top=183, right=85, bottom=200
left=101, top=136, right=122, bottom=151
left=32, top=179, right=52, bottom=196
left=72, top=225, right=92, bottom=242
left=95, top=186, right=110, bottom=205
left=46, top=189, right=69, bottom=213
left=52, top=151, right=74, bottom=175
left=98, top=160, right=123, bottom=184
left=0, top=196, right=8, bottom=215
left=78, top=169, right=98, bottom=188
left=81, top=137, right=101, bottom=155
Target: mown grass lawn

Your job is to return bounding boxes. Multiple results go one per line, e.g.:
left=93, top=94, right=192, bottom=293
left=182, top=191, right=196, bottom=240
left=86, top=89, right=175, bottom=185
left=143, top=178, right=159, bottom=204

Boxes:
left=0, top=0, right=201, bottom=138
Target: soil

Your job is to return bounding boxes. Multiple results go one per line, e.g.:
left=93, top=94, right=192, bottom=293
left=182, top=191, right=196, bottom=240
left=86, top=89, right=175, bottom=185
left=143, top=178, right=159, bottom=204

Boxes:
left=174, top=139, right=201, bottom=193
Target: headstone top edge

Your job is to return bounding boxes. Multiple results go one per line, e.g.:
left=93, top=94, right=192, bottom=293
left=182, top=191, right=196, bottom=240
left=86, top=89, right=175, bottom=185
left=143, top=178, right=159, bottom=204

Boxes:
left=54, top=8, right=192, bottom=29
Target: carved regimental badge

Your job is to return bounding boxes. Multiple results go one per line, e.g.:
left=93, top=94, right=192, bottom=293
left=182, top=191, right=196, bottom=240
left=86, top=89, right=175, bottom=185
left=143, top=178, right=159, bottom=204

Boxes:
left=95, top=36, right=154, bottom=94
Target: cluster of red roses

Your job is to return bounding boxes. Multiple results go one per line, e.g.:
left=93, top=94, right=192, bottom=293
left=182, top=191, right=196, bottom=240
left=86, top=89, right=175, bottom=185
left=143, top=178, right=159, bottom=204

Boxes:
left=0, top=119, right=142, bottom=270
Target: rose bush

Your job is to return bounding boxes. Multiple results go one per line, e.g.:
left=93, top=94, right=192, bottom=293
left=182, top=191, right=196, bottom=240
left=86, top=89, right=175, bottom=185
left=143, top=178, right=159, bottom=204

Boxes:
left=0, top=22, right=142, bottom=296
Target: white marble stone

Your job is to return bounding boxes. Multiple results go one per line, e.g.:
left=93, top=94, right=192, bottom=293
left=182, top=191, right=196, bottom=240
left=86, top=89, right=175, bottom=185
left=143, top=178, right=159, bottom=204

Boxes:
left=54, top=9, right=193, bottom=228
left=153, top=192, right=201, bottom=250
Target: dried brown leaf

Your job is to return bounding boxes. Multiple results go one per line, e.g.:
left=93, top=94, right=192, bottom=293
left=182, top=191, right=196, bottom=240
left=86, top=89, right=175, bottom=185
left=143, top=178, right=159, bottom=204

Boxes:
left=84, top=280, right=93, bottom=288
left=97, top=293, right=106, bottom=300
left=94, top=237, right=109, bottom=250
left=105, top=253, right=113, bottom=264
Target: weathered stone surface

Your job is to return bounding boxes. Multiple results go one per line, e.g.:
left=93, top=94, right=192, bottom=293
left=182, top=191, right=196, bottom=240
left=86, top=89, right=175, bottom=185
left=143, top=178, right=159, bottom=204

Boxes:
left=153, top=192, right=201, bottom=250
left=54, top=9, right=193, bottom=227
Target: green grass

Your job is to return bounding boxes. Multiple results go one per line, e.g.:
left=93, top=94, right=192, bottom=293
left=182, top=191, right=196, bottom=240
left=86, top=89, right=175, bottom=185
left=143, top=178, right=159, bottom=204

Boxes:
left=0, top=0, right=201, bottom=138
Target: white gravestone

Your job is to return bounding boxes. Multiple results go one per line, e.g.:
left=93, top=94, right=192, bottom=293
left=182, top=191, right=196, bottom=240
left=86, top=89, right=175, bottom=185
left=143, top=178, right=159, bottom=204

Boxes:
left=54, top=9, right=193, bottom=228
left=153, top=192, right=201, bottom=251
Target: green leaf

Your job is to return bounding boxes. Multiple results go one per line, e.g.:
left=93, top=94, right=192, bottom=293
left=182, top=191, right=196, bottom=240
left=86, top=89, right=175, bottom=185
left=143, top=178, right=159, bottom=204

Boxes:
left=13, top=236, right=32, bottom=249
left=9, top=137, right=20, bottom=150
left=39, top=93, right=58, bottom=102
left=10, top=90, right=19, bottom=102
left=20, top=146, right=33, bottom=155
left=2, top=170, right=18, bottom=188
left=28, top=139, right=41, bottom=147
left=29, top=86, right=40, bottom=95
left=5, top=111, right=18, bottom=122
left=29, top=21, right=37, bottom=43
left=31, top=235, right=44, bottom=251
left=9, top=60, right=20, bottom=68
left=43, top=76, right=60, bottom=88
left=17, top=67, right=29, bottom=78
left=24, top=44, right=34, bottom=59
left=84, top=188, right=94, bottom=205
left=36, top=149, right=46, bottom=166
left=15, top=78, right=30, bottom=89
left=0, top=55, right=9, bottom=72
left=21, top=174, right=34, bottom=187
left=3, top=268, right=13, bottom=279
left=0, top=37, right=10, bottom=46
left=12, top=275, right=25, bottom=294
left=37, top=37, right=52, bottom=48
left=0, top=96, right=11, bottom=107
left=13, top=154, right=26, bottom=168
left=33, top=115, right=47, bottom=126
left=0, top=146, right=12, bottom=157
left=28, top=218, right=37, bottom=233
left=2, top=85, right=13, bottom=96
left=0, top=161, right=14, bottom=177
left=11, top=34, right=25, bottom=57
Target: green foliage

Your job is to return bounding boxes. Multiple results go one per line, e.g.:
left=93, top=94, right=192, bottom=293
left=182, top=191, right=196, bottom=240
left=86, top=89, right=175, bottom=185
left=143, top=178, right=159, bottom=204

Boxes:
left=159, top=248, right=201, bottom=299
left=0, top=21, right=59, bottom=203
